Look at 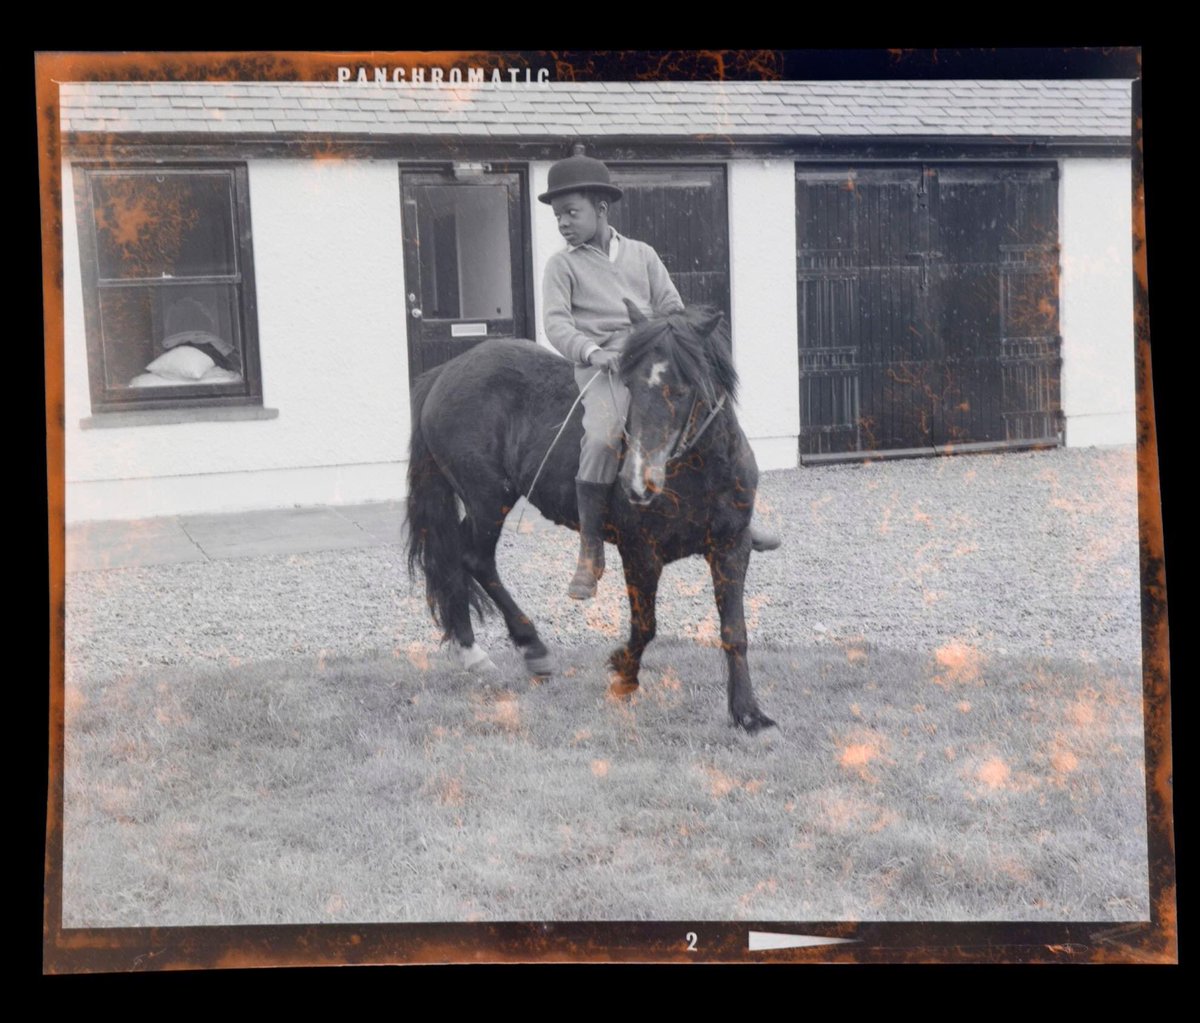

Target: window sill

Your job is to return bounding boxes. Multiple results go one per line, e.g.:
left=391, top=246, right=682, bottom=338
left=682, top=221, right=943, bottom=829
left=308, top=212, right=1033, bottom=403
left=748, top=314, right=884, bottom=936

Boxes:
left=80, top=406, right=279, bottom=430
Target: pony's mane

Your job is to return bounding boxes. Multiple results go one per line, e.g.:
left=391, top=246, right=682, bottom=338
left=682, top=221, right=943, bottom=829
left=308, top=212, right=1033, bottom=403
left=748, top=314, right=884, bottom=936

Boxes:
left=618, top=306, right=739, bottom=405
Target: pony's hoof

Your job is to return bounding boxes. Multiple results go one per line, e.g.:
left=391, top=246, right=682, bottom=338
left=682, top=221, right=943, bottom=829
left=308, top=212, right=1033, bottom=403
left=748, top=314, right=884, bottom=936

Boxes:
left=567, top=556, right=603, bottom=599
left=566, top=577, right=599, bottom=600
left=607, top=678, right=639, bottom=700
left=733, top=709, right=777, bottom=733
left=455, top=644, right=498, bottom=674
left=524, top=651, right=555, bottom=677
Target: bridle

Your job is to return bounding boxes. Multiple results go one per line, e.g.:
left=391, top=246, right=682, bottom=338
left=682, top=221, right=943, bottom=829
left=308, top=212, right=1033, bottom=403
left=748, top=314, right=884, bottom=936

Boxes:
left=670, top=392, right=727, bottom=459
left=524, top=358, right=726, bottom=513
left=611, top=371, right=726, bottom=463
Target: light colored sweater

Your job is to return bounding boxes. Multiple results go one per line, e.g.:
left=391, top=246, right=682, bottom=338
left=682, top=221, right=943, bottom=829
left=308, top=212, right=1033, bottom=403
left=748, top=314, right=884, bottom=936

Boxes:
left=543, top=230, right=685, bottom=365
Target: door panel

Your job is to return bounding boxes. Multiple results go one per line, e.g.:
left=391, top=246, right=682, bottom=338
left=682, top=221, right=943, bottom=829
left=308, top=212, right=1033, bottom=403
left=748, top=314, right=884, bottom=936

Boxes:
left=931, top=165, right=1059, bottom=447
left=607, top=165, right=730, bottom=315
left=796, top=167, right=932, bottom=456
left=401, top=168, right=528, bottom=381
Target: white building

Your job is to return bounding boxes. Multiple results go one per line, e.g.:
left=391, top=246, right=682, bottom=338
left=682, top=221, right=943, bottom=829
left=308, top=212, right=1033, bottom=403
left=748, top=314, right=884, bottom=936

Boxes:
left=57, top=79, right=1135, bottom=522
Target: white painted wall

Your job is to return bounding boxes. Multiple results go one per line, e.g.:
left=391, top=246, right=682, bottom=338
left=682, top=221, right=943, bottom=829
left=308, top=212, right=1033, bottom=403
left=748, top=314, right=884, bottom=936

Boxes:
left=1059, top=158, right=1137, bottom=447
left=729, top=160, right=801, bottom=471
left=64, top=159, right=412, bottom=522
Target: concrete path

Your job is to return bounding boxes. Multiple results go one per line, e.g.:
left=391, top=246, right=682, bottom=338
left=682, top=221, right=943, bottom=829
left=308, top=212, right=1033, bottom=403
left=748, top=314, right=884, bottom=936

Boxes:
left=65, top=498, right=553, bottom=573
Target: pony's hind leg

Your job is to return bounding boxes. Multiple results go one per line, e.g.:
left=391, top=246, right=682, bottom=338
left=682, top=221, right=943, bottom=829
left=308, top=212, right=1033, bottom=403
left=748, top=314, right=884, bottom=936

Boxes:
left=442, top=565, right=496, bottom=674
left=460, top=504, right=555, bottom=678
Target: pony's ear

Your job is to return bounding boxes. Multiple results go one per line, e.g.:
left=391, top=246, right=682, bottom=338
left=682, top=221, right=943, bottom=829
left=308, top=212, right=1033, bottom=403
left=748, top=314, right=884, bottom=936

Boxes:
left=695, top=308, right=724, bottom=337
left=623, top=298, right=648, bottom=323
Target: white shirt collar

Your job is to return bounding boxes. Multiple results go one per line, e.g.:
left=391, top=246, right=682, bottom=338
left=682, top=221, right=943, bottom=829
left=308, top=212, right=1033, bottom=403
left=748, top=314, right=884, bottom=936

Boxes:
left=571, top=227, right=621, bottom=261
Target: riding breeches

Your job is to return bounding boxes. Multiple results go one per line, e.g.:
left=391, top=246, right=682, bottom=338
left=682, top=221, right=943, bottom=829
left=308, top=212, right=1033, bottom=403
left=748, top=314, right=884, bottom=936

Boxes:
left=574, top=363, right=630, bottom=485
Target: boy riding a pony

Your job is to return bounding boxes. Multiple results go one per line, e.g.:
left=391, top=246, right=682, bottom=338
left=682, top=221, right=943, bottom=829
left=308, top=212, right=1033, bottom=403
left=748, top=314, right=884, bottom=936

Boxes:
left=540, top=151, right=781, bottom=600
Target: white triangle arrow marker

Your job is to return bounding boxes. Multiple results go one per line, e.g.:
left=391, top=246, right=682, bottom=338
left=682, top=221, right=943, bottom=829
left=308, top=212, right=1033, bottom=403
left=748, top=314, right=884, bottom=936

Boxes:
left=748, top=931, right=860, bottom=951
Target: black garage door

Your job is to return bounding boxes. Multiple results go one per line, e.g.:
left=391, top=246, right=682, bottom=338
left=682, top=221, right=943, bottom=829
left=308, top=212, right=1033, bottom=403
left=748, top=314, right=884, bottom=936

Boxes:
left=796, top=163, right=1062, bottom=461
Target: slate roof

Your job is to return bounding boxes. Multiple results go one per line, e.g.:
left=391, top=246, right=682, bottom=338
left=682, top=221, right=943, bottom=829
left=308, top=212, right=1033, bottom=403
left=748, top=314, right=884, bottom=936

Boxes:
left=60, top=80, right=1133, bottom=139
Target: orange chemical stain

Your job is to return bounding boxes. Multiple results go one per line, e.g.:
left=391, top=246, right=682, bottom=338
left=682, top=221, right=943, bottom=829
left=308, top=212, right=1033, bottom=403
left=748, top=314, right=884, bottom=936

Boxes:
left=693, top=614, right=721, bottom=648
left=473, top=692, right=521, bottom=733
left=407, top=642, right=430, bottom=671
left=585, top=597, right=623, bottom=638
left=591, top=759, right=609, bottom=778
left=978, top=758, right=1010, bottom=789
left=869, top=808, right=899, bottom=833
left=838, top=734, right=887, bottom=782
left=701, top=766, right=739, bottom=798
left=932, top=641, right=983, bottom=686
left=1051, top=749, right=1079, bottom=774
left=437, top=776, right=465, bottom=807
left=1068, top=697, right=1097, bottom=728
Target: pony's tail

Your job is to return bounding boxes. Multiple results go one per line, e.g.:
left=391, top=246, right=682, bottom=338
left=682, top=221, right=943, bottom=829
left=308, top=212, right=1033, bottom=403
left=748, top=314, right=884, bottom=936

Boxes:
left=406, top=369, right=489, bottom=641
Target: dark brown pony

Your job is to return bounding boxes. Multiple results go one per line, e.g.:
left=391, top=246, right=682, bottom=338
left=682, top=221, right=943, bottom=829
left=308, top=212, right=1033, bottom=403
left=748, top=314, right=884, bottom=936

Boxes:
left=406, top=305, right=775, bottom=731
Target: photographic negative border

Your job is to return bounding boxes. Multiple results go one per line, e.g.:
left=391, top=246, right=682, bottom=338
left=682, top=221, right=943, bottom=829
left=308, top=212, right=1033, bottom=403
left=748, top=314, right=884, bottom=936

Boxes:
left=38, top=48, right=1176, bottom=970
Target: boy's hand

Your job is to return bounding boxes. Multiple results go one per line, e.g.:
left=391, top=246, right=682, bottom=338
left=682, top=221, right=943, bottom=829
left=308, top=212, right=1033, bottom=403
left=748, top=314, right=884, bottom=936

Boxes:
left=588, top=349, right=621, bottom=374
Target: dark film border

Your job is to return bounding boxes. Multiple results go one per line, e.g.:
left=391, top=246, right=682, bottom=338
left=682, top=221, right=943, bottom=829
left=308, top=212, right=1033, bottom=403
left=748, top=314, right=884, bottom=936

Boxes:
left=37, top=47, right=1175, bottom=972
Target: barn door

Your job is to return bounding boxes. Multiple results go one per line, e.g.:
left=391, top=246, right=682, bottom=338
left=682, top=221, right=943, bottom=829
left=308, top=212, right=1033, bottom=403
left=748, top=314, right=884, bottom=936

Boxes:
left=401, top=167, right=530, bottom=382
left=932, top=165, right=1061, bottom=446
left=795, top=166, right=932, bottom=457
left=607, top=165, right=730, bottom=315
left=796, top=163, right=1061, bottom=461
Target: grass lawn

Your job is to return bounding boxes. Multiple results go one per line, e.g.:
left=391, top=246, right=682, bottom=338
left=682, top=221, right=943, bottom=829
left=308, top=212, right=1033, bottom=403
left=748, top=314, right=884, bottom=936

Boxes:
left=63, top=638, right=1149, bottom=926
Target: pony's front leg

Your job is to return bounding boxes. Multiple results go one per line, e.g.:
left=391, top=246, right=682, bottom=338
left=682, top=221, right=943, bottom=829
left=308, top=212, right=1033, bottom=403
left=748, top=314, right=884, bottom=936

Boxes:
left=608, top=542, right=663, bottom=697
left=708, top=531, right=776, bottom=732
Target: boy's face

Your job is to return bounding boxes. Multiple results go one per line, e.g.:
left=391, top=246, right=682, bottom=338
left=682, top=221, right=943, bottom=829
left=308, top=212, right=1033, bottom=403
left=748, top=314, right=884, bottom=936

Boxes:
left=551, top=191, right=605, bottom=248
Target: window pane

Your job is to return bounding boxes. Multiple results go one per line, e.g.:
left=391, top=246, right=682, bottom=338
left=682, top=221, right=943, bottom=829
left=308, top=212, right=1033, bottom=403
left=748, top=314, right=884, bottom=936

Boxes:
left=91, top=171, right=237, bottom=281
left=412, top=184, right=513, bottom=320
left=99, top=283, right=244, bottom=391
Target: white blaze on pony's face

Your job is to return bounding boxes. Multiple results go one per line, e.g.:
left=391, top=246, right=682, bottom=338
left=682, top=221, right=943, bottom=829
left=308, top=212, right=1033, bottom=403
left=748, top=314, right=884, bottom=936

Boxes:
left=620, top=348, right=690, bottom=506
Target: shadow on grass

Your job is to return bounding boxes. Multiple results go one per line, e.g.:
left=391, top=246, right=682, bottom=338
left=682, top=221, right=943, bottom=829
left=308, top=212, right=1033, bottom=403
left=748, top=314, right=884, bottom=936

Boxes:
left=63, top=639, right=1149, bottom=927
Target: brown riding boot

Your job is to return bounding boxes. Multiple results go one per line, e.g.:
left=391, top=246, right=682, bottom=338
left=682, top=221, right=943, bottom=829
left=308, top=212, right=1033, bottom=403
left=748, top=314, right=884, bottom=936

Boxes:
left=569, top=480, right=610, bottom=600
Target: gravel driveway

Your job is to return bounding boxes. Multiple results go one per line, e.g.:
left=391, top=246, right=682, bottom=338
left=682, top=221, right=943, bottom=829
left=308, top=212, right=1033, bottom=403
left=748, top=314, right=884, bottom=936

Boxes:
left=65, top=445, right=1143, bottom=682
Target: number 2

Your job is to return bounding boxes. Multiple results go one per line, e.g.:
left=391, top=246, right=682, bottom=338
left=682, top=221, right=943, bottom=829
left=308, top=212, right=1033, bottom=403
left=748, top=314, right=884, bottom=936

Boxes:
left=686, top=932, right=698, bottom=951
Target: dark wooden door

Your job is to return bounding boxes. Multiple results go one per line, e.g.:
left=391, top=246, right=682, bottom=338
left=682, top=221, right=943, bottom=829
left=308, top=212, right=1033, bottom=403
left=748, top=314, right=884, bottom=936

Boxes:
left=931, top=165, right=1061, bottom=446
left=796, top=163, right=1061, bottom=461
left=607, top=165, right=730, bottom=316
left=401, top=168, right=529, bottom=382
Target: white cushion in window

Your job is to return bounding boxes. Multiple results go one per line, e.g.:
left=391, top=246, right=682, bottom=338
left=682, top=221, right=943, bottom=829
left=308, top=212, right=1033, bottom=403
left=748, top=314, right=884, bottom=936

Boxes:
left=145, top=345, right=215, bottom=381
left=199, top=367, right=243, bottom=383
